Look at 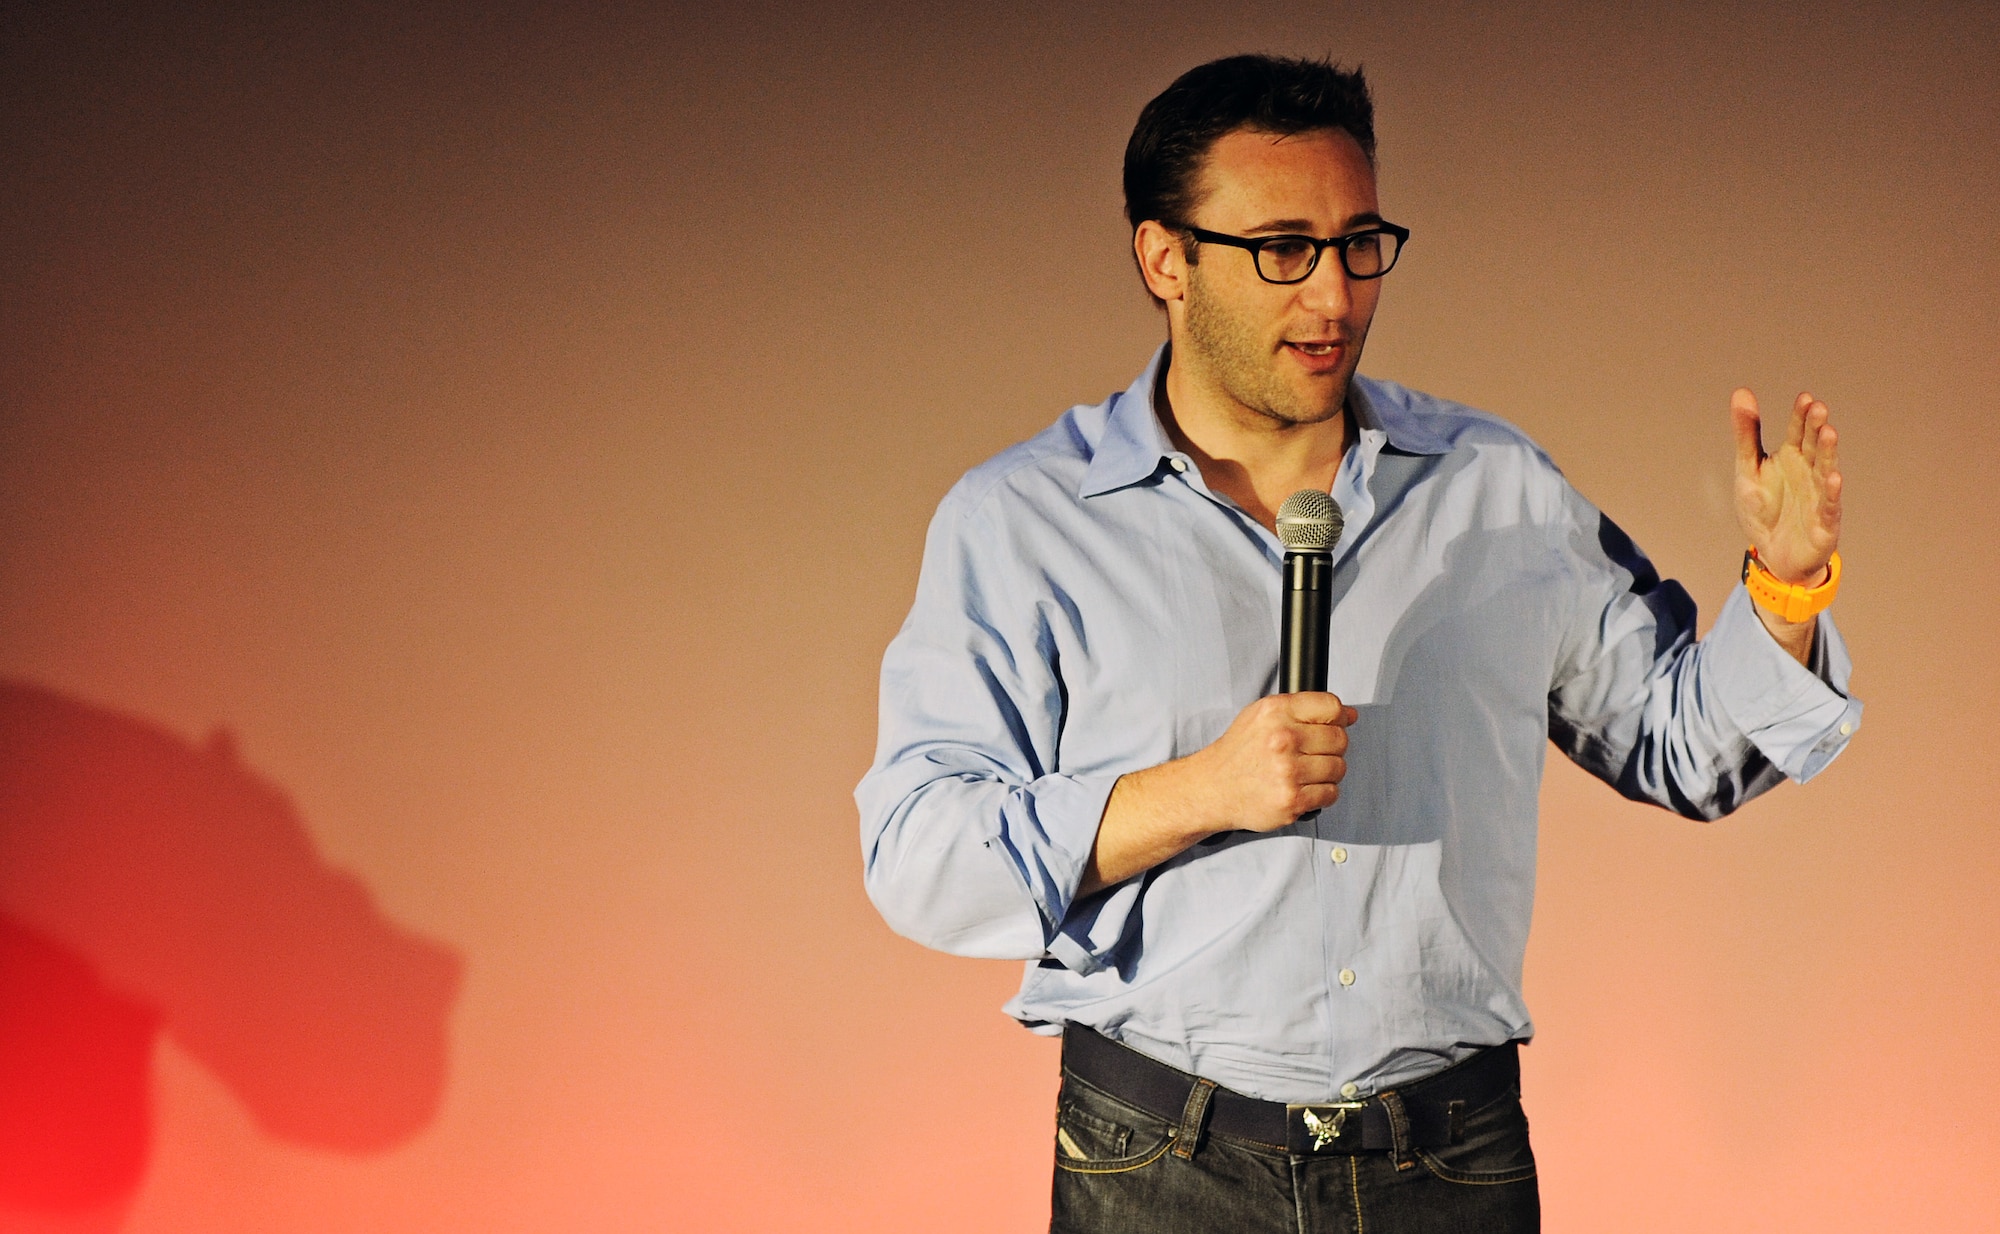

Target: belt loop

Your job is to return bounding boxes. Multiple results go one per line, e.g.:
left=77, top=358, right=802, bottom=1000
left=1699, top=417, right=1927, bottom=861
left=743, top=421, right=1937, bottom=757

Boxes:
left=1172, top=1077, right=1217, bottom=1160
left=1379, top=1089, right=1417, bottom=1172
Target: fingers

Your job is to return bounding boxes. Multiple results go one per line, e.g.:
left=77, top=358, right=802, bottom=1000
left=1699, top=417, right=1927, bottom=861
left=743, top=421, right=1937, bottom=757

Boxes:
left=1294, top=754, right=1347, bottom=786
left=1818, top=423, right=1843, bottom=528
left=1798, top=400, right=1829, bottom=467
left=1215, top=694, right=1362, bottom=830
left=1293, top=783, right=1342, bottom=814
left=1278, top=755, right=1346, bottom=821
left=1291, top=722, right=1350, bottom=757
left=1279, top=691, right=1359, bottom=727
left=1802, top=403, right=1841, bottom=535
left=1731, top=387, right=1762, bottom=475
left=1787, top=391, right=1814, bottom=452
left=1249, top=707, right=1349, bottom=757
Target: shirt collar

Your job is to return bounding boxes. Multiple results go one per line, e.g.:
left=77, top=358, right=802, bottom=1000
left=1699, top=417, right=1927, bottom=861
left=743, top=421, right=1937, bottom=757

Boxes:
left=1078, top=344, right=1450, bottom=500
left=1348, top=377, right=1452, bottom=456
left=1078, top=345, right=1177, bottom=499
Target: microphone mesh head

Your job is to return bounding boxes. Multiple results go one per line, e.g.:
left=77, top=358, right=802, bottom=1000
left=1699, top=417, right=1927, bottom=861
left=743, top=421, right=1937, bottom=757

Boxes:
left=1276, top=489, right=1344, bottom=552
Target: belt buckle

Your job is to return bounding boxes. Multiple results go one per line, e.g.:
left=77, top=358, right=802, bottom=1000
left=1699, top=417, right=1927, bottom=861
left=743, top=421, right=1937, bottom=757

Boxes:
left=1287, top=1100, right=1366, bottom=1154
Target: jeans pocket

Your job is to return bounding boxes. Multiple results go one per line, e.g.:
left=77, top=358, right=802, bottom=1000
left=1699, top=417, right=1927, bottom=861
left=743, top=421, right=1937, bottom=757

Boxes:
left=1414, top=1086, right=1538, bottom=1185
left=1053, top=1073, right=1176, bottom=1175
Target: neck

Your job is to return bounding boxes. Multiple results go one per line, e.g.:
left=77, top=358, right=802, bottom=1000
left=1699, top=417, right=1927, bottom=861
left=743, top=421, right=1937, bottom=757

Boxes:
left=1155, top=346, right=1352, bottom=533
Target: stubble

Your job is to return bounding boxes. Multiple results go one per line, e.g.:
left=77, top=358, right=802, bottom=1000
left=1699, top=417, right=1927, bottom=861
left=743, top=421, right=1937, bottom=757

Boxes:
left=1181, top=261, right=1358, bottom=428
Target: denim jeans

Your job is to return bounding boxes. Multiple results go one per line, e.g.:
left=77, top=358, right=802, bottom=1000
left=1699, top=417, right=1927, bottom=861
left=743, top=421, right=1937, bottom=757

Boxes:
left=1050, top=1065, right=1539, bottom=1233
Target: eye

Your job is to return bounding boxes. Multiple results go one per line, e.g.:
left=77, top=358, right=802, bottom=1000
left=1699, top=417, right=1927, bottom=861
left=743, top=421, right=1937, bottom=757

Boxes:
left=1261, top=237, right=1315, bottom=263
left=1256, top=236, right=1319, bottom=281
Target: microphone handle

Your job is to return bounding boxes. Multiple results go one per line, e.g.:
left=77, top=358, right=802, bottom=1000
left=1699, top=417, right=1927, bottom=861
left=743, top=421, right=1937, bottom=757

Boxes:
left=1280, top=550, right=1332, bottom=693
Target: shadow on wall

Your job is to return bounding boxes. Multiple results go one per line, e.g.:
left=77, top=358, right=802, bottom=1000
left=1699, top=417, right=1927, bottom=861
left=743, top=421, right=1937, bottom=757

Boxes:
left=0, top=680, right=462, bottom=1227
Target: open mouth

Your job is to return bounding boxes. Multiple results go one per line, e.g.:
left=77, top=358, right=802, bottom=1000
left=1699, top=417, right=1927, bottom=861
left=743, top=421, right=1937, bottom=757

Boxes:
left=1284, top=340, right=1346, bottom=367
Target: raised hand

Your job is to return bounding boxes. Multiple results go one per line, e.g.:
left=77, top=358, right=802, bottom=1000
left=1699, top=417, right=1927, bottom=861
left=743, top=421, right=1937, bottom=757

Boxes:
left=1732, top=388, right=1842, bottom=586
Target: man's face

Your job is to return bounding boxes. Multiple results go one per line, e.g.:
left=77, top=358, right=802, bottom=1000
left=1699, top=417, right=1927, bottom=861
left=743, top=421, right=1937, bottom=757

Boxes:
left=1174, top=126, right=1383, bottom=428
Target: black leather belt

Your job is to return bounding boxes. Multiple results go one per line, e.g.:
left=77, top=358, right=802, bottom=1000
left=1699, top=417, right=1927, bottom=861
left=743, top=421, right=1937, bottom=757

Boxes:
left=1060, top=1023, right=1519, bottom=1156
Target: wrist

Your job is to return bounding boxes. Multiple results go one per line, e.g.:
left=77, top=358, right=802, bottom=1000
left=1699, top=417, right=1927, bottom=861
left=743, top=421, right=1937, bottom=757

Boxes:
left=1752, top=599, right=1814, bottom=636
left=1106, top=759, right=1222, bottom=852
left=1752, top=599, right=1817, bottom=666
left=1742, top=547, right=1840, bottom=623
left=1088, top=760, right=1223, bottom=893
left=1142, top=751, right=1229, bottom=844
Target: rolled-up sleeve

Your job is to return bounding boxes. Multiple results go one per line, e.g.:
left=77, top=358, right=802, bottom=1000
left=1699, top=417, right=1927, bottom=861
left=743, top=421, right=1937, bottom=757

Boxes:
left=856, top=487, right=1118, bottom=959
left=1547, top=487, right=1862, bottom=819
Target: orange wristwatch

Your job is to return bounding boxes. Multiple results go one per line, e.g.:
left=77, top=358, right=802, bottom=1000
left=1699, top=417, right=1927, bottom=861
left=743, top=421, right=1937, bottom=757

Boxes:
left=1741, top=547, right=1841, bottom=623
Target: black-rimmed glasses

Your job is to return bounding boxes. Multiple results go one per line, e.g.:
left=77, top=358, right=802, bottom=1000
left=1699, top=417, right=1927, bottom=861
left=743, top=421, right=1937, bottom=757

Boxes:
left=1181, top=223, right=1410, bottom=283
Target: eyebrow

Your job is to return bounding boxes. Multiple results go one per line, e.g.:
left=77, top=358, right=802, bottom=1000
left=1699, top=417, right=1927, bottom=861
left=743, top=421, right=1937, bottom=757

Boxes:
left=1244, top=211, right=1386, bottom=235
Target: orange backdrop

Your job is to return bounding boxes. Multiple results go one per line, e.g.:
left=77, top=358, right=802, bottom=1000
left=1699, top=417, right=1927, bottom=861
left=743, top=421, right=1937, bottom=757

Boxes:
left=3, top=1, right=1997, bottom=1230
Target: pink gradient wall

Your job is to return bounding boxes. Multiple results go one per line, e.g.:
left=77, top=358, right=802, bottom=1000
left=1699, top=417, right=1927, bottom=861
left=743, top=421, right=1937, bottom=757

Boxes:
left=3, top=1, right=1996, bottom=1229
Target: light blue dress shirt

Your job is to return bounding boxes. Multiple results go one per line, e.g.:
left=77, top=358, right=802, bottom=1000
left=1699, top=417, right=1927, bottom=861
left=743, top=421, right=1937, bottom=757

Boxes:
left=857, top=346, right=1861, bottom=1104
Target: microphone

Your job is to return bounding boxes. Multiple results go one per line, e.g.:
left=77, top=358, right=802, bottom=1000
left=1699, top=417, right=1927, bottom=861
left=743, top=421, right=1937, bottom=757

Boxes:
left=1276, top=490, right=1344, bottom=693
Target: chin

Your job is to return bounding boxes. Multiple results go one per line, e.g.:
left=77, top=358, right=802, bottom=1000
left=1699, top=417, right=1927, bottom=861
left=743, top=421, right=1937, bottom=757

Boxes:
left=1271, top=390, right=1347, bottom=427
left=1260, top=405, right=1343, bottom=429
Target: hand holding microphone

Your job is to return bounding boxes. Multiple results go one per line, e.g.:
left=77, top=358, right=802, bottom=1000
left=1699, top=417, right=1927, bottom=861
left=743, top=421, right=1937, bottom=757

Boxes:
left=1083, top=490, right=1358, bottom=887
left=1172, top=490, right=1357, bottom=832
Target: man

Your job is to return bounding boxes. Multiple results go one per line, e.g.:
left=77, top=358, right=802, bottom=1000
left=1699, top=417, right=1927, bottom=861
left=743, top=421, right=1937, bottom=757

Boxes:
left=857, top=54, right=1857, bottom=1232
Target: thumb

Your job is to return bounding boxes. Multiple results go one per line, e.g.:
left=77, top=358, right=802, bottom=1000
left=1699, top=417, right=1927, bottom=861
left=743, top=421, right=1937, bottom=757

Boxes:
left=1730, top=387, right=1763, bottom=477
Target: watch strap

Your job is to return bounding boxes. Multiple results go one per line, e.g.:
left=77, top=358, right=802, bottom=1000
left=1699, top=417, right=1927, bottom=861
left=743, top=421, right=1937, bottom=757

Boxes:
left=1741, top=548, right=1840, bottom=623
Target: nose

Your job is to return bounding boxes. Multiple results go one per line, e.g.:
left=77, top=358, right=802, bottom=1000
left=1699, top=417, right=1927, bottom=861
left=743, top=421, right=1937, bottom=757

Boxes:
left=1295, top=250, right=1355, bottom=318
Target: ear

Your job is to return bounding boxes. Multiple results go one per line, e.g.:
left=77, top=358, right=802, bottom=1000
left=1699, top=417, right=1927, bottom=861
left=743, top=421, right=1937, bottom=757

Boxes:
left=1133, top=220, right=1190, bottom=304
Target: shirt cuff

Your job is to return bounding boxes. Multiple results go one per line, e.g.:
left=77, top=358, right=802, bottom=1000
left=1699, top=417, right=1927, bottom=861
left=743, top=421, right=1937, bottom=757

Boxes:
left=1045, top=877, right=1145, bottom=976
left=1026, top=769, right=1156, bottom=977
left=1011, top=771, right=1123, bottom=969
left=1704, top=585, right=1863, bottom=782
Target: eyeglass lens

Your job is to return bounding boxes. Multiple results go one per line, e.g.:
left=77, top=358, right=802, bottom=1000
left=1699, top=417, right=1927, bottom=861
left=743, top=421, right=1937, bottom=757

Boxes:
left=1257, top=231, right=1400, bottom=282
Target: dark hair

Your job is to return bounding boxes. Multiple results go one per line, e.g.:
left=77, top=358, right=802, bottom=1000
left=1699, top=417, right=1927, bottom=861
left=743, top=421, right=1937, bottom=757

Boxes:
left=1124, top=54, right=1375, bottom=234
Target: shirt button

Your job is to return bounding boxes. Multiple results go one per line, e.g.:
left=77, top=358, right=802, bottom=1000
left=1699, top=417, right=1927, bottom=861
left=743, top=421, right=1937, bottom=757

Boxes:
left=1330, top=847, right=1348, bottom=864
left=1338, top=968, right=1356, bottom=986
left=1340, top=1082, right=1360, bottom=1099
left=1839, top=722, right=1853, bottom=736
left=1169, top=457, right=1188, bottom=473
